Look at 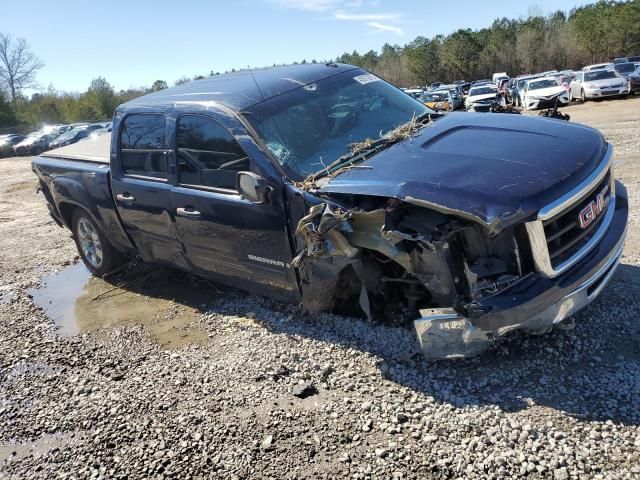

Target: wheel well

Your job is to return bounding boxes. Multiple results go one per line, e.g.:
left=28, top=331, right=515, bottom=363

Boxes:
left=58, top=203, right=78, bottom=229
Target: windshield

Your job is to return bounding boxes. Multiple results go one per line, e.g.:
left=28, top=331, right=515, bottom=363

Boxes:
left=55, top=130, right=81, bottom=142
left=244, top=69, right=432, bottom=179
left=469, top=87, right=496, bottom=96
left=420, top=93, right=444, bottom=102
left=614, top=63, right=635, bottom=73
left=584, top=70, right=618, bottom=81
left=517, top=78, right=534, bottom=88
left=529, top=79, right=559, bottom=90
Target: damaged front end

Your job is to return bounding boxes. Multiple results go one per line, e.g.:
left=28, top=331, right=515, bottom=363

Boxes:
left=291, top=194, right=533, bottom=359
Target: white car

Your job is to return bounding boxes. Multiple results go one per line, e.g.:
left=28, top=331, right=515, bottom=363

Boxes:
left=465, top=85, right=498, bottom=111
left=569, top=69, right=628, bottom=101
left=521, top=77, right=569, bottom=110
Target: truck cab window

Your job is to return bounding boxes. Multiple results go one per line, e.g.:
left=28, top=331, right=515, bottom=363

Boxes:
left=120, top=114, right=167, bottom=179
left=176, top=115, right=249, bottom=189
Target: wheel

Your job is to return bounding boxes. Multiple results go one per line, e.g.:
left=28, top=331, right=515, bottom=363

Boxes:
left=581, top=89, right=587, bottom=102
left=72, top=210, right=127, bottom=276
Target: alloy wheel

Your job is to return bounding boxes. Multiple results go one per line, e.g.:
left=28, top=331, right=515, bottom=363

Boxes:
left=77, top=218, right=103, bottom=268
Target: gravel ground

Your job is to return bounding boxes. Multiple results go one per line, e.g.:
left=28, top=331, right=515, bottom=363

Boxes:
left=1, top=97, right=639, bottom=479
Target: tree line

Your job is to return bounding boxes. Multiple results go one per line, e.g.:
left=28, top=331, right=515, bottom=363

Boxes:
left=336, top=0, right=639, bottom=87
left=0, top=0, right=638, bottom=131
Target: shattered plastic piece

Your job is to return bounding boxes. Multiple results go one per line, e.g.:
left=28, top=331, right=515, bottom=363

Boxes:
left=414, top=308, right=492, bottom=360
left=292, top=203, right=356, bottom=268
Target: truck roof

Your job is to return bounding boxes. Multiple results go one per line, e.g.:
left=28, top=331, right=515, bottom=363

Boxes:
left=121, top=63, right=358, bottom=112
left=41, top=133, right=111, bottom=164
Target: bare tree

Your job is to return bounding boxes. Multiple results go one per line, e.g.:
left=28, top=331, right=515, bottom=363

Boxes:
left=0, top=33, right=44, bottom=109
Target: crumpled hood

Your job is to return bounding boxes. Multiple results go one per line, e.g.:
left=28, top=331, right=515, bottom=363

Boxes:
left=318, top=112, right=607, bottom=233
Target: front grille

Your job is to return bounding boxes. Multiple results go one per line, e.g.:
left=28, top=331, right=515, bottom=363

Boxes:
left=602, top=90, right=618, bottom=95
left=543, top=171, right=611, bottom=268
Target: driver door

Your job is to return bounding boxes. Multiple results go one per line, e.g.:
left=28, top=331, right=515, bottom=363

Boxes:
left=169, top=113, right=298, bottom=299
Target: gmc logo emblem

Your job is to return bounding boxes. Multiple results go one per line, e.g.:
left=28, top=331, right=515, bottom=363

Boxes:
left=578, top=187, right=609, bottom=229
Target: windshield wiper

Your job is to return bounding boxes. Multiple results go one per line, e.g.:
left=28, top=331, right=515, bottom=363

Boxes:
left=307, top=113, right=433, bottom=183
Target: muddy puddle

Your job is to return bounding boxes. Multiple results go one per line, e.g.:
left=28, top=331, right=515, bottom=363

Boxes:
left=0, top=432, right=80, bottom=463
left=29, top=263, right=218, bottom=348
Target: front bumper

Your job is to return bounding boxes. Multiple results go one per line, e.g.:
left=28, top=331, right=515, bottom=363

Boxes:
left=584, top=86, right=627, bottom=98
left=414, top=182, right=628, bottom=359
left=526, top=96, right=570, bottom=110
left=468, top=103, right=493, bottom=112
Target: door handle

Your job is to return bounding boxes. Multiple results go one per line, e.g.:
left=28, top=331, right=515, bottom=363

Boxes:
left=116, top=193, right=135, bottom=204
left=176, top=207, right=202, bottom=218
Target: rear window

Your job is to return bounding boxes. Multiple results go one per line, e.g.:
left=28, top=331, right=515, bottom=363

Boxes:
left=120, top=114, right=167, bottom=179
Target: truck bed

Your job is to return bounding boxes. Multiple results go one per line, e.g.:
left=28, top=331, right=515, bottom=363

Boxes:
left=40, top=133, right=111, bottom=164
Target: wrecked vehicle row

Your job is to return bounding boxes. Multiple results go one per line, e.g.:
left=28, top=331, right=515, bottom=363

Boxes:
left=32, top=63, right=628, bottom=359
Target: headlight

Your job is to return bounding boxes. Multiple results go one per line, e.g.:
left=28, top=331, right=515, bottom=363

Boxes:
left=583, top=83, right=596, bottom=89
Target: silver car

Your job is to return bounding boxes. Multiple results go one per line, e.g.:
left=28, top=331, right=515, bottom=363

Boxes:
left=569, top=70, right=628, bottom=101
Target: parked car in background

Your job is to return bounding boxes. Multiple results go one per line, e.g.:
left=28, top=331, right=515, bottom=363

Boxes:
left=549, top=70, right=576, bottom=84
left=89, top=127, right=111, bottom=139
left=439, top=84, right=463, bottom=109
left=521, top=77, right=569, bottom=110
left=570, top=70, right=628, bottom=101
left=582, top=63, right=612, bottom=71
left=402, top=88, right=424, bottom=99
left=611, top=62, right=638, bottom=93
left=492, top=72, right=508, bottom=83
left=429, top=81, right=443, bottom=90
left=465, top=84, right=497, bottom=111
left=472, top=79, right=492, bottom=86
left=47, top=127, right=91, bottom=149
left=453, top=80, right=471, bottom=95
left=0, top=134, right=26, bottom=158
left=13, top=132, right=59, bottom=156
left=418, top=90, right=453, bottom=111
left=613, top=57, right=628, bottom=64
left=626, top=69, right=640, bottom=94
left=41, top=124, right=73, bottom=136
left=512, top=75, right=542, bottom=106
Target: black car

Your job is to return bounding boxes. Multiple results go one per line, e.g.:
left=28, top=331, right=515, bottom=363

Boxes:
left=13, top=132, right=59, bottom=156
left=48, top=128, right=90, bottom=149
left=0, top=134, right=26, bottom=158
left=627, top=71, right=640, bottom=94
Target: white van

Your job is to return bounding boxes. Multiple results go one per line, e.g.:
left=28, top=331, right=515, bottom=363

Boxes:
left=492, top=72, right=508, bottom=83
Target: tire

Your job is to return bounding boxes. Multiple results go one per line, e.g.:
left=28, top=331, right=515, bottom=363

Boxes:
left=581, top=89, right=587, bottom=102
left=569, top=90, right=573, bottom=102
left=72, top=210, right=127, bottom=276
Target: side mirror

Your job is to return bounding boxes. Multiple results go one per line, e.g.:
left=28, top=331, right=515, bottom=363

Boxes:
left=236, top=171, right=271, bottom=204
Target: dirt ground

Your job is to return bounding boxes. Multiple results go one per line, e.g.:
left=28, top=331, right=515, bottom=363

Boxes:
left=0, top=96, right=639, bottom=479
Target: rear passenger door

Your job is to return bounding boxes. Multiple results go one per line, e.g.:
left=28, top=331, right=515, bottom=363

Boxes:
left=111, top=113, right=184, bottom=265
left=169, top=114, right=298, bottom=297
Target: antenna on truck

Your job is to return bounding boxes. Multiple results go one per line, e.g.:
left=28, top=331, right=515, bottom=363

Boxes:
left=248, top=65, right=266, bottom=101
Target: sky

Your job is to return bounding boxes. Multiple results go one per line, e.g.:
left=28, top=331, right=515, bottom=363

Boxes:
left=2, top=0, right=593, bottom=94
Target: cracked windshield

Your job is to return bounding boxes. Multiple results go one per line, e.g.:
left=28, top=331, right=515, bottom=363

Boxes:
left=245, top=69, right=431, bottom=179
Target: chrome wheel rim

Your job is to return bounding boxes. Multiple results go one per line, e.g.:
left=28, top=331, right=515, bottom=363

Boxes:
left=77, top=218, right=103, bottom=268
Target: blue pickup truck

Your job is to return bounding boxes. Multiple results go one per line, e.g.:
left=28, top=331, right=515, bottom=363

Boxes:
left=32, top=63, right=628, bottom=358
